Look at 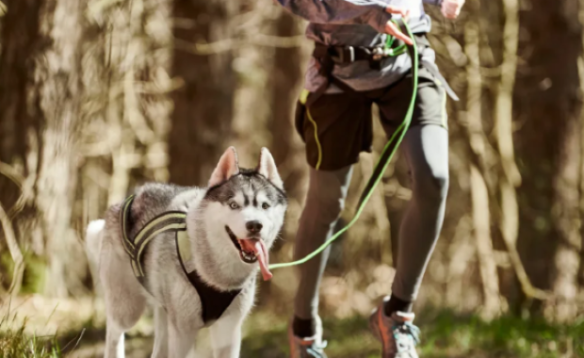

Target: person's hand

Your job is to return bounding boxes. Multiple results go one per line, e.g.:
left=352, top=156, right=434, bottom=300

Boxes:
left=441, top=0, right=465, bottom=19
left=384, top=6, right=413, bottom=45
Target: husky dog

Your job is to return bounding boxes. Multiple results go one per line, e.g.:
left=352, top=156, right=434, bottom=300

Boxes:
left=85, top=147, right=287, bottom=358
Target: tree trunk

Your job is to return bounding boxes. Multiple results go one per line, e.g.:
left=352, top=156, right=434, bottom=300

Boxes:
left=36, top=0, right=87, bottom=297
left=0, top=0, right=43, bottom=220
left=168, top=0, right=236, bottom=186
left=268, top=10, right=308, bottom=233
left=544, top=0, right=584, bottom=321
left=494, top=0, right=547, bottom=305
left=269, top=11, right=305, bottom=191
left=0, top=0, right=88, bottom=296
left=516, top=0, right=582, bottom=318
left=465, top=12, right=503, bottom=318
left=549, top=110, right=581, bottom=321
left=577, top=0, right=584, bottom=320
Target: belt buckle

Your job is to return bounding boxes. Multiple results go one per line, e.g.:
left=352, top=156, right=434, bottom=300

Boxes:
left=339, top=46, right=355, bottom=63
left=372, top=47, right=386, bottom=61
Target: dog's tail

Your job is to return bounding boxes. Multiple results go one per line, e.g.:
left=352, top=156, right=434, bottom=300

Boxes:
left=85, top=219, right=105, bottom=288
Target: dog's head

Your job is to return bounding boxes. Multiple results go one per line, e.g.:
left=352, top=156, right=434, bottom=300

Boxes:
left=198, top=147, right=287, bottom=281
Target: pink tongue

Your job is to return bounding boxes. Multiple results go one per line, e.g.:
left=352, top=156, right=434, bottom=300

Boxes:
left=240, top=239, right=272, bottom=281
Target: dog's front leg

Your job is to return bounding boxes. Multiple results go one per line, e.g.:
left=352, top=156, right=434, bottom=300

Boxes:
left=167, top=319, right=195, bottom=358
left=209, top=314, right=243, bottom=358
left=151, top=306, right=168, bottom=358
left=104, top=322, right=125, bottom=358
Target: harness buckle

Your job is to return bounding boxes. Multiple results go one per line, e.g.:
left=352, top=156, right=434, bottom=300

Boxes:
left=333, top=46, right=355, bottom=63
left=372, top=47, right=391, bottom=61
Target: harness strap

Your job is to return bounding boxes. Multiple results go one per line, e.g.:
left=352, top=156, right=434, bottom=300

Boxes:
left=308, top=32, right=458, bottom=106
left=420, top=59, right=459, bottom=101
left=121, top=195, right=188, bottom=277
left=121, top=195, right=137, bottom=258
left=176, top=230, right=241, bottom=324
left=120, top=196, right=241, bottom=324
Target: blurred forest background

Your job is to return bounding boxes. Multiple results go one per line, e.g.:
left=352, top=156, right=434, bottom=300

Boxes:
left=1, top=0, right=584, bottom=356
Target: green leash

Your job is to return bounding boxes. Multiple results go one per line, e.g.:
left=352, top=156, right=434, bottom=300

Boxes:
left=269, top=21, right=419, bottom=270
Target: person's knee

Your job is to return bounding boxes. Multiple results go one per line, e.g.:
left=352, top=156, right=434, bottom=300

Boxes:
left=435, top=170, right=449, bottom=200
left=305, top=168, right=351, bottom=222
left=308, top=187, right=347, bottom=222
left=412, top=165, right=449, bottom=204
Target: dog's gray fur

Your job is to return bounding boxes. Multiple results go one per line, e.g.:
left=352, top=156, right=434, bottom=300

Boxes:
left=86, top=147, right=287, bottom=358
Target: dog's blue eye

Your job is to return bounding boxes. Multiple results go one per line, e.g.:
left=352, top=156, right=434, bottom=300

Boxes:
left=229, top=202, right=240, bottom=210
left=262, top=203, right=270, bottom=210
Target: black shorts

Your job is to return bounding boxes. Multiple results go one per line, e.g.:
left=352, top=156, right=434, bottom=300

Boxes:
left=296, top=66, right=448, bottom=171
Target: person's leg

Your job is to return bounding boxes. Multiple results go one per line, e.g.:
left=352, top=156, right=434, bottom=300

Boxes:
left=368, top=61, right=449, bottom=358
left=291, top=89, right=372, bottom=340
left=376, top=64, right=450, bottom=314
left=387, top=124, right=449, bottom=313
left=369, top=124, right=448, bottom=358
left=293, top=165, right=353, bottom=337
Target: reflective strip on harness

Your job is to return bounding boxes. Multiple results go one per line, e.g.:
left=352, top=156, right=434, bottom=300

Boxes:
left=134, top=212, right=188, bottom=247
left=177, top=230, right=192, bottom=262
left=121, top=198, right=187, bottom=277
left=121, top=195, right=136, bottom=257
left=135, top=222, right=187, bottom=276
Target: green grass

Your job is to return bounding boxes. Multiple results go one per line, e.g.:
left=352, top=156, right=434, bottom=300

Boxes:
left=0, top=252, right=47, bottom=294
left=417, top=310, right=584, bottom=358
left=241, top=310, right=584, bottom=358
left=1, top=308, right=583, bottom=357
left=0, top=315, right=60, bottom=358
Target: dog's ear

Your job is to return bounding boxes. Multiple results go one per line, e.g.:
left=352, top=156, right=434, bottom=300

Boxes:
left=209, top=147, right=239, bottom=187
left=257, top=147, right=283, bottom=190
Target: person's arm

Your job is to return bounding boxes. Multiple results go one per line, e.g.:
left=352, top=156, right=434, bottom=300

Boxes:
left=275, top=0, right=397, bottom=34
left=440, top=0, right=465, bottom=19
left=423, top=0, right=466, bottom=18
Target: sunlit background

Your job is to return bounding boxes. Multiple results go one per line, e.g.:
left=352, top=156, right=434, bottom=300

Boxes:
left=0, top=0, right=583, bottom=356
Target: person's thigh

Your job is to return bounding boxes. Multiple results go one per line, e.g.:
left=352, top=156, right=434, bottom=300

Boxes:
left=298, top=91, right=373, bottom=171
left=377, top=66, right=448, bottom=132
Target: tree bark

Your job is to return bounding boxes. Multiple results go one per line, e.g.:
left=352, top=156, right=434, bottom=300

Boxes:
left=0, top=0, right=47, bottom=293
left=516, top=0, right=582, bottom=317
left=168, top=0, right=237, bottom=186
left=495, top=0, right=524, bottom=296
left=544, top=0, right=584, bottom=321
left=549, top=110, right=581, bottom=321
left=465, top=13, right=503, bottom=318
left=0, top=0, right=43, bottom=216
left=35, top=0, right=87, bottom=297
left=577, top=0, right=584, bottom=320
left=0, top=0, right=88, bottom=297
left=495, top=0, right=547, bottom=304
left=268, top=9, right=309, bottom=234
left=269, top=10, right=305, bottom=190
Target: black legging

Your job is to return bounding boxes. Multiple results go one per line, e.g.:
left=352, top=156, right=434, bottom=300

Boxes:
left=293, top=124, right=449, bottom=319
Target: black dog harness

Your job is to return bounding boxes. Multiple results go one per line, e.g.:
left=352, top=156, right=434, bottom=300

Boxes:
left=120, top=195, right=241, bottom=324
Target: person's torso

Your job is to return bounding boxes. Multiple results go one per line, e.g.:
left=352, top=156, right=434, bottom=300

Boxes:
left=303, top=0, right=435, bottom=92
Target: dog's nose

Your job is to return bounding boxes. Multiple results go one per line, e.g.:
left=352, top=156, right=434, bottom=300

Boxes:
left=246, top=221, right=263, bottom=234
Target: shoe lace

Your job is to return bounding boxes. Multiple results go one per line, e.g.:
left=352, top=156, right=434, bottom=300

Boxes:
left=392, top=321, right=421, bottom=350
